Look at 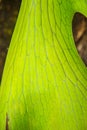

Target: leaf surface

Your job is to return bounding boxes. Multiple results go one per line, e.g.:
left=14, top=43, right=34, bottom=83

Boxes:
left=0, top=0, right=87, bottom=130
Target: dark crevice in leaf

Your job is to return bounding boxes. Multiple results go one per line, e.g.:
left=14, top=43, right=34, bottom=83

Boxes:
left=6, top=113, right=9, bottom=130
left=72, top=12, right=87, bottom=66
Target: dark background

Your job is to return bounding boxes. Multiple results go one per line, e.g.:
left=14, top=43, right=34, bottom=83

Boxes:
left=0, top=0, right=21, bottom=82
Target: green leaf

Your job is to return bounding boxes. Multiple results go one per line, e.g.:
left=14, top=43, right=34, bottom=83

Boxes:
left=0, top=0, right=87, bottom=130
